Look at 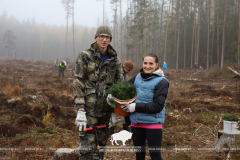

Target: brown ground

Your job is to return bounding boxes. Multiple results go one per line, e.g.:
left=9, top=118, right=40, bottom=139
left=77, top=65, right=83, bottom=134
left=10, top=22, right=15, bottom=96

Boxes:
left=0, top=59, right=240, bottom=159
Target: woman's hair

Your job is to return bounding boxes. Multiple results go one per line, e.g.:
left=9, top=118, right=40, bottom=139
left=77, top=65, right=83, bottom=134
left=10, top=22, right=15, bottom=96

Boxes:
left=142, top=53, right=159, bottom=63
left=142, top=53, right=160, bottom=70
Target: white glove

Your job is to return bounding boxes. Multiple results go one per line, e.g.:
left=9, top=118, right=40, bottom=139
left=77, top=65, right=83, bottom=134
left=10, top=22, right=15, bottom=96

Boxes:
left=75, top=110, right=87, bottom=131
left=121, top=103, right=136, bottom=113
left=109, top=112, right=119, bottom=128
left=107, top=94, right=115, bottom=107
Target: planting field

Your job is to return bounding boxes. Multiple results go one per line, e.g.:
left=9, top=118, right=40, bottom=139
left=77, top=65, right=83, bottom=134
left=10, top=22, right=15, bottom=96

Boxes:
left=0, top=59, right=240, bottom=160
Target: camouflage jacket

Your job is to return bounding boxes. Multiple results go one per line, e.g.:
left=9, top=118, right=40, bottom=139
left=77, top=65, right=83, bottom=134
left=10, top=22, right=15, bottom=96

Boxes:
left=73, top=42, right=122, bottom=117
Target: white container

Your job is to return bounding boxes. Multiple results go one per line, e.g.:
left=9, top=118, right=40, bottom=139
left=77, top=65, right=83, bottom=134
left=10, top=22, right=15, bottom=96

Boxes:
left=223, top=120, right=239, bottom=134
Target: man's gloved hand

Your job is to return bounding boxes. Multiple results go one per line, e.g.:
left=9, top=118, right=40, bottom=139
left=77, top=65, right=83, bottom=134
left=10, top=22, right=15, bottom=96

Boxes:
left=121, top=103, right=136, bottom=113
left=109, top=112, right=119, bottom=128
left=107, top=94, right=115, bottom=107
left=75, top=110, right=87, bottom=131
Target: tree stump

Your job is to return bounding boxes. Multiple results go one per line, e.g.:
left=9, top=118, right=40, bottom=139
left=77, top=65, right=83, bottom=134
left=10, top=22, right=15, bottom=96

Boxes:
left=214, top=130, right=240, bottom=153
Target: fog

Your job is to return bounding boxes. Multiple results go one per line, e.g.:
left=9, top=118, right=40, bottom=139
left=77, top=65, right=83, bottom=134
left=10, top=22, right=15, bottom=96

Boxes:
left=0, top=0, right=126, bottom=61
left=0, top=0, right=114, bottom=27
left=0, top=16, right=98, bottom=60
left=1, top=0, right=240, bottom=69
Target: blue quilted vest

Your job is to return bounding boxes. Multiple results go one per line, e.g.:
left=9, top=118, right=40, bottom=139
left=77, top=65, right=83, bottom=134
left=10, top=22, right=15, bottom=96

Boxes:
left=130, top=73, right=168, bottom=124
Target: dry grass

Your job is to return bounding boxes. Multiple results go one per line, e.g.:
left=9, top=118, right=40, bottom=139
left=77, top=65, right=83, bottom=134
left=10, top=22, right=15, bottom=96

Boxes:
left=4, top=85, right=23, bottom=95
left=0, top=82, right=5, bottom=89
left=43, top=112, right=52, bottom=122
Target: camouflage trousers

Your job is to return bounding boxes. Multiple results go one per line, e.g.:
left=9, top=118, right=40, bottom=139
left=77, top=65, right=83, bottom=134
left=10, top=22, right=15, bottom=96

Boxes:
left=78, top=114, right=111, bottom=160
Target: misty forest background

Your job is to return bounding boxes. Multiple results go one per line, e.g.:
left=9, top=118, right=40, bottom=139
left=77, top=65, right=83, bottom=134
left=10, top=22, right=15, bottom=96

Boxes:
left=1, top=0, right=240, bottom=70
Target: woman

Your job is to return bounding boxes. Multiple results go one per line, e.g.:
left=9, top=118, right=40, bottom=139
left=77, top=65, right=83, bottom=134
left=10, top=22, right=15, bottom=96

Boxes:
left=121, top=53, right=169, bottom=160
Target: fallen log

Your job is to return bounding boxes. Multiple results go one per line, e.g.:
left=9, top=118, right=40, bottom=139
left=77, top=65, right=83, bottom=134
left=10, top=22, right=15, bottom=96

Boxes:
left=228, top=66, right=240, bottom=76
left=180, top=78, right=203, bottom=82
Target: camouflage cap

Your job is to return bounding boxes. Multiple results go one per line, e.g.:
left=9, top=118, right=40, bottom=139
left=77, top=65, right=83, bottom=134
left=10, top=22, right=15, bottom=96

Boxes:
left=95, top=25, right=112, bottom=39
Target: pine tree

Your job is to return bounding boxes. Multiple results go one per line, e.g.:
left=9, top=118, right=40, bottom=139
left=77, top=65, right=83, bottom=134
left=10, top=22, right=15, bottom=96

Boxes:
left=3, top=30, right=17, bottom=58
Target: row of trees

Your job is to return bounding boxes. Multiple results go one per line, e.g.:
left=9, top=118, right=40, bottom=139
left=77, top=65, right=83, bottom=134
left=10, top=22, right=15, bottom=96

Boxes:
left=0, top=11, right=98, bottom=61
left=112, top=0, right=240, bottom=69
left=2, top=0, right=240, bottom=70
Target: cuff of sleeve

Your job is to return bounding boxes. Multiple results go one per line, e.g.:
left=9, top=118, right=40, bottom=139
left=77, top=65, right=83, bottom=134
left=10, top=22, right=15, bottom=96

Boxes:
left=135, top=103, right=145, bottom=112
left=74, top=104, right=85, bottom=110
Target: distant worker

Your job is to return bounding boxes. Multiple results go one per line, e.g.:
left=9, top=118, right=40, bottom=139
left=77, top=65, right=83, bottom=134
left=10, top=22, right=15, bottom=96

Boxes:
left=54, top=59, right=58, bottom=69
left=200, top=66, right=203, bottom=71
left=194, top=63, right=198, bottom=72
left=109, top=60, right=134, bottom=134
left=72, top=68, right=75, bottom=76
left=163, top=62, right=167, bottom=69
left=58, top=61, right=66, bottom=77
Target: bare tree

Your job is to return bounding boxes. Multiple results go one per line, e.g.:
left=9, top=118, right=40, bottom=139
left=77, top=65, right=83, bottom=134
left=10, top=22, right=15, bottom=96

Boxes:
left=221, top=0, right=228, bottom=68
left=112, top=0, right=118, bottom=48
left=130, top=0, right=133, bottom=60
left=194, top=13, right=197, bottom=65
left=72, top=0, right=76, bottom=60
left=62, top=0, right=71, bottom=60
left=159, top=0, right=165, bottom=59
left=120, top=0, right=122, bottom=61
left=164, top=0, right=171, bottom=62
left=212, top=0, right=216, bottom=67
left=207, top=0, right=211, bottom=70
left=217, top=0, right=220, bottom=67
left=238, top=0, right=240, bottom=66
left=196, top=0, right=201, bottom=64
left=103, top=0, right=105, bottom=24
left=144, top=0, right=148, bottom=53
left=97, top=0, right=105, bottom=25
left=183, top=1, right=187, bottom=69
left=176, top=0, right=180, bottom=69
left=191, top=1, right=196, bottom=68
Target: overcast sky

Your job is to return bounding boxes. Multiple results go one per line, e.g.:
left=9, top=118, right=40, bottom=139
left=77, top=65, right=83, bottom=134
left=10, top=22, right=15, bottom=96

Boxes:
left=0, top=0, right=127, bottom=27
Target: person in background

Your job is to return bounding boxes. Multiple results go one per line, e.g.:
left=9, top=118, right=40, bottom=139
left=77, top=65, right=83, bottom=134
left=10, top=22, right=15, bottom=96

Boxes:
left=194, top=63, right=198, bottom=72
left=163, top=61, right=167, bottom=69
left=200, top=66, right=203, bottom=71
left=109, top=60, right=133, bottom=134
left=72, top=68, right=75, bottom=76
left=122, top=53, right=169, bottom=160
left=73, top=25, right=122, bottom=160
left=54, top=59, right=58, bottom=69
left=58, top=61, right=66, bottom=77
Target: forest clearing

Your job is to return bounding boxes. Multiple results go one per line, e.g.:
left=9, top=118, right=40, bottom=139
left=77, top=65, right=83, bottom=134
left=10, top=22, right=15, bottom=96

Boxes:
left=2, top=0, right=240, bottom=159
left=0, top=59, right=240, bottom=160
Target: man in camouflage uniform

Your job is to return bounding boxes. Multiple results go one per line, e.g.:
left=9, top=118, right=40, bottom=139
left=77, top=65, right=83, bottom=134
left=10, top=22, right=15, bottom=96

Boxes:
left=73, top=25, right=122, bottom=160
